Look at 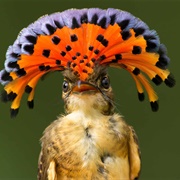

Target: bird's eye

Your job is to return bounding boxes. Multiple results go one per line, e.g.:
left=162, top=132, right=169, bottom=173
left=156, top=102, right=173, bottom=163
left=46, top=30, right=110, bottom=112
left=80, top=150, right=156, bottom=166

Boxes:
left=62, top=80, right=69, bottom=92
left=101, top=76, right=110, bottom=89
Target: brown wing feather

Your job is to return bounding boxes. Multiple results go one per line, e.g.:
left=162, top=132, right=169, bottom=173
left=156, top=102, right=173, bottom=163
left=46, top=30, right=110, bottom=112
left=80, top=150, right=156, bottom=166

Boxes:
left=128, top=126, right=141, bottom=180
left=38, top=151, right=57, bottom=180
left=38, top=151, right=47, bottom=180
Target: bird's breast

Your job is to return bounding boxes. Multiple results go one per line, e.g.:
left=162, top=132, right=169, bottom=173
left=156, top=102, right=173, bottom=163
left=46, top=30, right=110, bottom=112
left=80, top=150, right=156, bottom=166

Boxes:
left=42, top=111, right=130, bottom=179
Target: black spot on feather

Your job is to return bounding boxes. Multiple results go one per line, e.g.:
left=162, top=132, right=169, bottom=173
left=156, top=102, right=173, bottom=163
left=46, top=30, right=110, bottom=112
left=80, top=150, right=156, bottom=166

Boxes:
left=54, top=20, right=63, bottom=29
left=138, top=92, right=145, bottom=101
left=72, top=17, right=80, bottom=29
left=72, top=56, right=76, bottom=60
left=164, top=74, right=175, bottom=87
left=56, top=60, right=61, bottom=65
left=115, top=54, right=122, bottom=60
left=7, top=61, right=19, bottom=69
left=98, top=17, right=107, bottom=28
left=23, top=44, right=34, bottom=54
left=46, top=24, right=56, bottom=35
left=88, top=46, right=94, bottom=51
left=74, top=71, right=79, bottom=76
left=82, top=69, right=88, bottom=73
left=60, top=51, right=66, bottom=57
left=39, top=65, right=45, bottom=71
left=1, top=71, right=13, bottom=81
left=26, top=35, right=37, bottom=44
left=101, top=39, right=108, bottom=47
left=146, top=41, right=157, bottom=52
left=110, top=14, right=116, bottom=25
left=144, top=35, right=158, bottom=52
left=25, top=85, right=33, bottom=93
left=94, top=49, right=100, bottom=54
left=8, top=92, right=17, bottom=101
left=16, top=68, right=26, bottom=76
left=156, top=54, right=169, bottom=69
left=72, top=63, right=77, bottom=67
left=90, top=14, right=98, bottom=24
left=152, top=75, right=163, bottom=85
left=66, top=45, right=72, bottom=51
left=10, top=52, right=20, bottom=58
left=42, top=49, right=50, bottom=58
left=28, top=100, right=34, bottom=109
left=81, top=13, right=88, bottom=23
left=150, top=101, right=159, bottom=112
left=85, top=63, right=91, bottom=67
left=121, top=30, right=131, bottom=40
left=91, top=58, right=96, bottom=62
left=132, top=46, right=142, bottom=54
left=45, top=65, right=51, bottom=71
left=99, top=55, right=106, bottom=60
left=70, top=34, right=78, bottom=42
left=96, top=34, right=104, bottom=42
left=83, top=55, right=88, bottom=59
left=10, top=108, right=19, bottom=118
left=67, top=61, right=71, bottom=68
left=132, top=68, right=140, bottom=75
left=52, top=36, right=61, bottom=45
left=76, top=52, right=81, bottom=56
left=1, top=90, right=8, bottom=102
left=118, top=19, right=130, bottom=30
left=112, top=59, right=118, bottom=63
left=134, top=27, right=145, bottom=37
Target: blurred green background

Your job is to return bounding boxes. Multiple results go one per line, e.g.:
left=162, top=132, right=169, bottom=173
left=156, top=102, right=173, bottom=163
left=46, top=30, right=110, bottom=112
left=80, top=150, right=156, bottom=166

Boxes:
left=0, top=0, right=179, bottom=179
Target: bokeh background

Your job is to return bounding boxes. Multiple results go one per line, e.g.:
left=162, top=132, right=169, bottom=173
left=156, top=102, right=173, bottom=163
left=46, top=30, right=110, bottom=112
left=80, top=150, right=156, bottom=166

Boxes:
left=0, top=0, right=179, bottom=179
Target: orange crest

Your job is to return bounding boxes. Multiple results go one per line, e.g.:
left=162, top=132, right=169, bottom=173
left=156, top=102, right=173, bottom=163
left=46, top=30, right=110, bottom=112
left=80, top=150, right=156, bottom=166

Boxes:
left=0, top=8, right=175, bottom=117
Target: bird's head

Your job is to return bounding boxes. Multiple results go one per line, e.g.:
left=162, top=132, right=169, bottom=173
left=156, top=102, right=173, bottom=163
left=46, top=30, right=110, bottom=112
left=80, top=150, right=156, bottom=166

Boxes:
left=0, top=8, right=175, bottom=117
left=61, top=67, right=114, bottom=115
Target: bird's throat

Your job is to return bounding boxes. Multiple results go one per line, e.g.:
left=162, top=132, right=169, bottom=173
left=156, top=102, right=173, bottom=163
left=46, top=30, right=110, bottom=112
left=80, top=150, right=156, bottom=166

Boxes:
left=64, top=92, right=113, bottom=115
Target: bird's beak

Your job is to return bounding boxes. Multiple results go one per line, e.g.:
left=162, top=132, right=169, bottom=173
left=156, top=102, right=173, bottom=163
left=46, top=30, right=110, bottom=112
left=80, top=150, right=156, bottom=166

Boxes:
left=72, top=81, right=98, bottom=93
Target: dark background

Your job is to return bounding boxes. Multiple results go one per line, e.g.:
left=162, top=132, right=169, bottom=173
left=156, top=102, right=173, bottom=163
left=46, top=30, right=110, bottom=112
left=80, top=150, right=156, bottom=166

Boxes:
left=0, top=0, right=179, bottom=179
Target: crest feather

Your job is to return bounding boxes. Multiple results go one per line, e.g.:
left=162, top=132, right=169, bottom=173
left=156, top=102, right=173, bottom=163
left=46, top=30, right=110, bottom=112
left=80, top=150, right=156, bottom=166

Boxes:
left=0, top=8, right=175, bottom=116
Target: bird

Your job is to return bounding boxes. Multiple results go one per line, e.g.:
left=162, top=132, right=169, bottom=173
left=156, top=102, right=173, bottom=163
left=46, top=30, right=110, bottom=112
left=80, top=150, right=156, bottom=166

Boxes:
left=0, top=8, right=175, bottom=180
